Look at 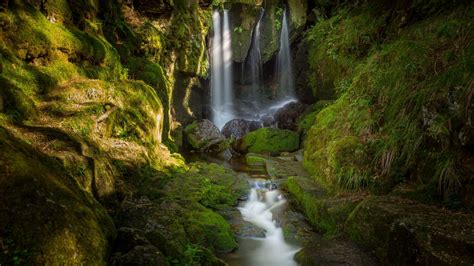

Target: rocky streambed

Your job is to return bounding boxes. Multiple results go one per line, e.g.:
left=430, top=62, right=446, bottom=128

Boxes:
left=187, top=152, right=377, bottom=265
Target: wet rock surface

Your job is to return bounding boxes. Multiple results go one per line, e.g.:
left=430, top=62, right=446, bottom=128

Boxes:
left=222, top=119, right=263, bottom=139
left=274, top=101, right=308, bottom=131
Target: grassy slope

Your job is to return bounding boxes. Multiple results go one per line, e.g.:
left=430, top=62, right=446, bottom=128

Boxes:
left=303, top=1, right=474, bottom=207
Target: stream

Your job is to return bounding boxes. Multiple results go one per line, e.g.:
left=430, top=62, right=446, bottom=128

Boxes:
left=186, top=153, right=377, bottom=266
left=186, top=154, right=309, bottom=266
left=226, top=180, right=300, bottom=266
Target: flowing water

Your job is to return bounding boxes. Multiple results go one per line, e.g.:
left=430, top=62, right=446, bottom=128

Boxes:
left=211, top=10, right=234, bottom=129
left=230, top=181, right=300, bottom=266
left=276, top=9, right=295, bottom=101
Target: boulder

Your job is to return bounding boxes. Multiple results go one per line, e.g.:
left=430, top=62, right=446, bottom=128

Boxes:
left=346, top=196, right=474, bottom=265
left=237, top=127, right=299, bottom=154
left=221, top=119, right=263, bottom=139
left=274, top=101, right=307, bottom=131
left=184, top=119, right=225, bottom=151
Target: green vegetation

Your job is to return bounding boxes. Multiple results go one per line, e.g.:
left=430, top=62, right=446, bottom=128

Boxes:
left=239, top=127, right=300, bottom=154
left=303, top=2, right=474, bottom=206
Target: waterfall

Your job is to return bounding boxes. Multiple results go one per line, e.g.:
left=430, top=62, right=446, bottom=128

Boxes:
left=211, top=9, right=234, bottom=129
left=276, top=9, right=295, bottom=101
left=247, top=9, right=265, bottom=101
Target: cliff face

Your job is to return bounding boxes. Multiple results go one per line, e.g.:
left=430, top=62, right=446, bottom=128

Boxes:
left=0, top=0, right=233, bottom=264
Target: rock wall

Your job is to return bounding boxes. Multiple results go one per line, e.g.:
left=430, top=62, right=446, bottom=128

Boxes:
left=0, top=0, right=244, bottom=264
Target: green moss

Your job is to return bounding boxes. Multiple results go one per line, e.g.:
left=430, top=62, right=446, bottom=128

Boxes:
left=245, top=153, right=267, bottom=166
left=118, top=162, right=245, bottom=264
left=186, top=206, right=237, bottom=252
left=0, top=126, right=115, bottom=265
left=303, top=3, right=474, bottom=199
left=240, top=127, right=300, bottom=154
left=297, top=100, right=333, bottom=134
left=287, top=176, right=364, bottom=237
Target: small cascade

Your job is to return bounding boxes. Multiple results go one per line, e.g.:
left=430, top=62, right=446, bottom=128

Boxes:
left=246, top=9, right=265, bottom=101
left=276, top=9, right=295, bottom=101
left=211, top=10, right=234, bottom=129
left=236, top=181, right=299, bottom=266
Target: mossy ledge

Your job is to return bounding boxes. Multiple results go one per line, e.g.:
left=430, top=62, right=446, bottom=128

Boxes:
left=286, top=176, right=474, bottom=265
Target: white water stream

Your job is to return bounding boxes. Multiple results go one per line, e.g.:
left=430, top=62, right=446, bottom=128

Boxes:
left=233, top=181, right=300, bottom=266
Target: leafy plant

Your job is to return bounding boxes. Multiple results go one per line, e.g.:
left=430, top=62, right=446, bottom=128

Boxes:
left=233, top=26, right=243, bottom=33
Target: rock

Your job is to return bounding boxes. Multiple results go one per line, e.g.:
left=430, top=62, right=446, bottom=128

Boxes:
left=295, top=239, right=377, bottom=266
left=184, top=119, right=225, bottom=151
left=217, top=148, right=233, bottom=161
left=287, top=176, right=365, bottom=233
left=287, top=0, right=308, bottom=39
left=346, top=196, right=474, bottom=265
left=230, top=4, right=262, bottom=62
left=222, top=119, right=263, bottom=139
left=0, top=129, right=116, bottom=265
left=237, top=127, right=300, bottom=154
left=260, top=115, right=275, bottom=127
left=294, top=39, right=316, bottom=104
left=111, top=245, right=169, bottom=266
left=172, top=73, right=204, bottom=126
left=245, top=153, right=267, bottom=166
left=274, top=101, right=308, bottom=131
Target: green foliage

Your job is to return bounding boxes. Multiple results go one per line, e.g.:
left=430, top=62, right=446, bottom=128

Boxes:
left=233, top=26, right=243, bottom=33
left=303, top=3, right=474, bottom=199
left=274, top=7, right=284, bottom=31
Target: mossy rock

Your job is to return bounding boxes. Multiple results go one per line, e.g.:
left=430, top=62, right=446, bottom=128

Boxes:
left=286, top=176, right=364, bottom=235
left=184, top=120, right=225, bottom=151
left=230, top=4, right=261, bottom=63
left=0, top=127, right=115, bottom=265
left=297, top=100, right=333, bottom=134
left=346, top=196, right=474, bottom=265
left=115, top=162, right=246, bottom=264
left=245, top=153, right=266, bottom=166
left=238, top=127, right=299, bottom=154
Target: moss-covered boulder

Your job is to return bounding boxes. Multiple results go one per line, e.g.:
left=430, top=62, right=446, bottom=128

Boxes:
left=286, top=176, right=364, bottom=234
left=346, top=196, right=474, bottom=265
left=237, top=127, right=299, bottom=154
left=114, top=162, right=247, bottom=264
left=184, top=119, right=225, bottom=151
left=0, top=126, right=116, bottom=265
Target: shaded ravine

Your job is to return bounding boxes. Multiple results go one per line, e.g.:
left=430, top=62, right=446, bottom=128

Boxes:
left=186, top=154, right=376, bottom=266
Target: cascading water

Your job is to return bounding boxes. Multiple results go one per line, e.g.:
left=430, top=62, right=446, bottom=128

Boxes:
left=233, top=180, right=300, bottom=266
left=211, top=10, right=234, bottom=129
left=275, top=9, right=295, bottom=101
left=246, top=9, right=265, bottom=101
